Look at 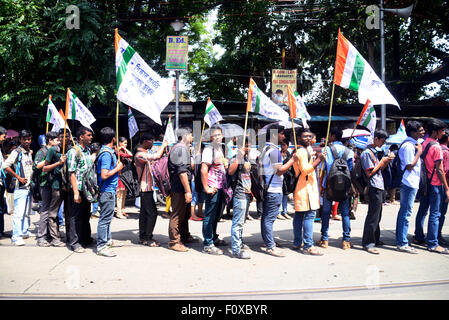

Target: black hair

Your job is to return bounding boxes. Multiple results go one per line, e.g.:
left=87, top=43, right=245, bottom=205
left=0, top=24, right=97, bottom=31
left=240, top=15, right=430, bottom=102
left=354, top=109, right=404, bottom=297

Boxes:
left=439, top=129, right=449, bottom=144
left=176, top=127, right=192, bottom=141
left=90, top=142, right=101, bottom=154
left=268, top=124, right=285, bottom=138
left=330, top=127, right=343, bottom=141
left=275, top=89, right=283, bottom=95
left=0, top=126, right=6, bottom=135
left=45, top=131, right=59, bottom=144
left=19, top=129, right=32, bottom=139
left=389, top=144, right=399, bottom=152
left=119, top=136, right=127, bottom=143
left=209, top=125, right=222, bottom=134
left=405, top=120, right=423, bottom=137
left=76, top=126, right=93, bottom=139
left=427, top=118, right=447, bottom=135
left=140, top=132, right=155, bottom=143
left=99, top=127, right=116, bottom=145
left=374, top=129, right=389, bottom=140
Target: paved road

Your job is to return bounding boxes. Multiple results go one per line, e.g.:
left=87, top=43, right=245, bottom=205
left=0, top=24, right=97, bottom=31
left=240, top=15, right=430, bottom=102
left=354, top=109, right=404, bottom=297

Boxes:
left=1, top=199, right=449, bottom=299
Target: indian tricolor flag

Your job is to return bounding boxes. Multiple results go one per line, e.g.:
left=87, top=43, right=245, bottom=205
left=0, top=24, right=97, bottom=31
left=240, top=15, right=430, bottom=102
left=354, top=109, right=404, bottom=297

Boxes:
left=356, top=100, right=377, bottom=136
left=247, top=78, right=289, bottom=122
left=46, top=96, right=67, bottom=133
left=115, top=29, right=173, bottom=125
left=334, top=30, right=400, bottom=108
left=397, top=119, right=406, bottom=136
left=65, top=88, right=96, bottom=130
left=204, top=98, right=223, bottom=127
left=287, top=86, right=311, bottom=128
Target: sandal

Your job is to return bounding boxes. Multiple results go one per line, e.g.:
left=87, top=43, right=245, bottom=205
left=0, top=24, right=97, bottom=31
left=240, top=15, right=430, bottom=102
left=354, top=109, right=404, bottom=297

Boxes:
left=428, top=246, right=449, bottom=254
left=147, top=240, right=160, bottom=247
left=266, top=248, right=285, bottom=257
left=365, top=247, right=380, bottom=255
left=302, top=247, right=323, bottom=256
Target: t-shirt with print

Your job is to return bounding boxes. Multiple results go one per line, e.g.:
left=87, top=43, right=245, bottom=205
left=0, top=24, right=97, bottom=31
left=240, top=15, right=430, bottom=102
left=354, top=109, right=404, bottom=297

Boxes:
left=97, top=146, right=118, bottom=193
left=422, top=138, right=443, bottom=186
left=230, top=155, right=252, bottom=200
left=201, top=145, right=226, bottom=190
left=67, top=144, right=92, bottom=192
left=261, top=144, right=283, bottom=194
left=360, top=146, right=384, bottom=190
left=45, top=146, right=63, bottom=190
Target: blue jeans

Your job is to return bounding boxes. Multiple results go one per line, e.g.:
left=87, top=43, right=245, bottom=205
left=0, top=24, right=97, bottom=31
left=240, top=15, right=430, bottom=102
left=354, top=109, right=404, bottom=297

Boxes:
left=261, top=192, right=283, bottom=250
left=97, top=192, right=116, bottom=251
left=0, top=185, right=6, bottom=235
left=58, top=201, right=64, bottom=226
left=320, top=194, right=351, bottom=242
left=438, top=192, right=449, bottom=238
left=202, top=189, right=224, bottom=247
left=231, top=197, right=249, bottom=254
left=280, top=194, right=288, bottom=215
left=396, top=184, right=418, bottom=247
left=414, top=190, right=430, bottom=242
left=293, top=210, right=316, bottom=250
left=12, top=188, right=32, bottom=242
left=415, top=185, right=444, bottom=248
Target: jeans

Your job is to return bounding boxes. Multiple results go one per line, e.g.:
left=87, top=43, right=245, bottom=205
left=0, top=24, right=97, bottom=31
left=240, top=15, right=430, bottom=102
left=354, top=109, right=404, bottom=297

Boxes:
left=202, top=189, right=224, bottom=247
left=97, top=192, right=116, bottom=251
left=280, top=194, right=288, bottom=215
left=12, top=188, right=32, bottom=242
left=58, top=201, right=64, bottom=226
left=414, top=190, right=430, bottom=242
left=396, top=184, right=418, bottom=247
left=92, top=201, right=99, bottom=215
left=231, top=197, right=249, bottom=254
left=261, top=192, right=283, bottom=250
left=320, top=194, right=351, bottom=242
left=293, top=210, right=316, bottom=250
left=0, top=185, right=6, bottom=235
left=427, top=185, right=444, bottom=248
left=438, top=191, right=449, bottom=238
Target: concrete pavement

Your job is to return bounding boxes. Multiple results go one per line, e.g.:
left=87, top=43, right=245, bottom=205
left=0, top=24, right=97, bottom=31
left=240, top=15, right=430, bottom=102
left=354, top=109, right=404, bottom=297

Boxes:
left=1, top=199, right=449, bottom=299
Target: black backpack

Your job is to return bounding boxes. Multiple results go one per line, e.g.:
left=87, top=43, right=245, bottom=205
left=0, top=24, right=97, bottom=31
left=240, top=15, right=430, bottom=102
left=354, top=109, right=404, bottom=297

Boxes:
left=194, top=145, right=221, bottom=194
left=282, top=149, right=308, bottom=195
left=326, top=145, right=352, bottom=201
left=390, top=141, right=413, bottom=189
left=251, top=145, right=276, bottom=202
left=418, top=141, right=437, bottom=198
left=351, top=150, right=374, bottom=195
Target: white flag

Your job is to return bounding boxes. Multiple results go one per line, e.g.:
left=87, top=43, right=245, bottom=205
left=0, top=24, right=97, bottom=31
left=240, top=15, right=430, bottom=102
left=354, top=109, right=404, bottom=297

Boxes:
left=204, top=98, right=223, bottom=127
left=294, top=91, right=311, bottom=128
left=66, top=89, right=96, bottom=130
left=164, top=116, right=177, bottom=145
left=115, top=29, right=173, bottom=125
left=46, top=98, right=68, bottom=133
left=128, top=108, right=139, bottom=139
left=247, top=78, right=289, bottom=122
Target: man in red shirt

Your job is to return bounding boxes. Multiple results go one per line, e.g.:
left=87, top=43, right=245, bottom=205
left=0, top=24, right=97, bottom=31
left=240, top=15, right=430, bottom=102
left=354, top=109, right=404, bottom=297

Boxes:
left=414, top=119, right=449, bottom=253
left=438, top=129, right=449, bottom=245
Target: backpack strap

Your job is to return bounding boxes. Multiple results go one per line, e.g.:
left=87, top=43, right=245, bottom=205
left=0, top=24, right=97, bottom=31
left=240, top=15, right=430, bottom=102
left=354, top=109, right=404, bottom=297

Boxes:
left=330, top=145, right=340, bottom=161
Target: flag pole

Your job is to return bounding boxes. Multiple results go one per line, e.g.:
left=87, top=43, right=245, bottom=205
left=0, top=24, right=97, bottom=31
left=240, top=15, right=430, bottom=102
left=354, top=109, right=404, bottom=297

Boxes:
left=46, top=95, right=52, bottom=134
left=319, top=81, right=336, bottom=179
left=62, top=89, right=69, bottom=154
left=287, top=86, right=298, bottom=151
left=242, top=79, right=252, bottom=149
left=116, top=100, right=120, bottom=162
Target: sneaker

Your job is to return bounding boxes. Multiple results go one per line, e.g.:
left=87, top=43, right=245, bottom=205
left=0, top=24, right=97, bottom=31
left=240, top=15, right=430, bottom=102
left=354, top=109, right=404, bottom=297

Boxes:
left=22, top=233, right=33, bottom=240
left=182, top=235, right=199, bottom=244
left=214, top=239, right=227, bottom=247
left=349, top=212, right=356, bottom=220
left=97, top=248, right=117, bottom=257
left=240, top=243, right=250, bottom=250
left=245, top=215, right=254, bottom=221
left=169, top=243, right=189, bottom=252
left=37, top=240, right=51, bottom=247
left=202, top=245, right=223, bottom=255
left=281, top=213, right=291, bottom=220
left=412, top=237, right=426, bottom=246
left=107, top=240, right=124, bottom=248
left=266, top=247, right=285, bottom=257
left=13, top=239, right=25, bottom=246
left=277, top=214, right=286, bottom=220
left=397, top=245, right=418, bottom=254
left=438, top=237, right=449, bottom=246
left=232, top=251, right=251, bottom=259
left=50, top=240, right=66, bottom=247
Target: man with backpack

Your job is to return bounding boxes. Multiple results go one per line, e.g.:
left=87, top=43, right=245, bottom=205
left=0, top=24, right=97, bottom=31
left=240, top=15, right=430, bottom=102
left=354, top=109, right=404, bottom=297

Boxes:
left=34, top=131, right=64, bottom=247
left=167, top=127, right=196, bottom=252
left=361, top=129, right=395, bottom=254
left=96, top=127, right=124, bottom=257
left=317, top=127, right=354, bottom=250
left=414, top=119, right=449, bottom=254
left=438, top=129, right=449, bottom=245
left=134, top=132, right=168, bottom=247
left=228, top=137, right=252, bottom=259
left=66, top=126, right=94, bottom=253
left=260, top=124, right=297, bottom=257
left=2, top=130, right=34, bottom=246
left=394, top=121, right=425, bottom=254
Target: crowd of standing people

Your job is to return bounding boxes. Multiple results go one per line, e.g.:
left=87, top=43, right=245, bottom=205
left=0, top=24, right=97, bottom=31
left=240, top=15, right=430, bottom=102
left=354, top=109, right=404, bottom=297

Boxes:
left=0, top=117, right=448, bottom=259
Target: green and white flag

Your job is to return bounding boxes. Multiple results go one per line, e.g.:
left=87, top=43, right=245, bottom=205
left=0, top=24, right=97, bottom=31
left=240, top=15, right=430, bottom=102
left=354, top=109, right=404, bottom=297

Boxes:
left=115, top=29, right=173, bottom=125
left=46, top=97, right=67, bottom=133
left=247, top=78, right=289, bottom=122
left=66, top=89, right=96, bottom=130
left=294, top=91, right=311, bottom=128
left=204, top=98, right=223, bottom=127
left=128, top=107, right=139, bottom=139
left=164, top=115, right=177, bottom=145
left=356, top=100, right=376, bottom=144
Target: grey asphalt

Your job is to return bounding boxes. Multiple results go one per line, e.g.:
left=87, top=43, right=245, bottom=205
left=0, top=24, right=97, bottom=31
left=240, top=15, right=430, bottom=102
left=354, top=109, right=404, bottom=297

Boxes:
left=1, top=199, right=449, bottom=299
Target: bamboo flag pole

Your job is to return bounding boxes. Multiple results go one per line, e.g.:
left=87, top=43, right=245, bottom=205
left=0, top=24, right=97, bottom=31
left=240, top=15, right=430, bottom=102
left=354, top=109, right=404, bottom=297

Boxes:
left=116, top=100, right=120, bottom=162
left=59, top=109, right=76, bottom=148
left=242, top=79, right=253, bottom=149
left=287, top=85, right=298, bottom=151
left=319, top=82, right=336, bottom=179
left=62, top=89, right=69, bottom=154
left=199, top=120, right=206, bottom=148
left=46, top=95, right=52, bottom=134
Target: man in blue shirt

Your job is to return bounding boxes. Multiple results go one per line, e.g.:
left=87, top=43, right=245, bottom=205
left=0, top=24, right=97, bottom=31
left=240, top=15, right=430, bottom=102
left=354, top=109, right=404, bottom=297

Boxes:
left=96, top=127, right=123, bottom=257
left=317, top=127, right=354, bottom=250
